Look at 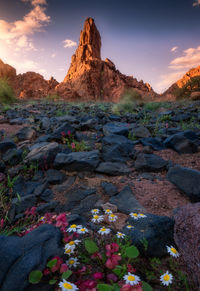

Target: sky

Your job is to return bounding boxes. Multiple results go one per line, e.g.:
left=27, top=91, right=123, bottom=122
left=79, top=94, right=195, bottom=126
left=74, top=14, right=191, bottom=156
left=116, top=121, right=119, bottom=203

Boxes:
left=0, top=0, right=200, bottom=93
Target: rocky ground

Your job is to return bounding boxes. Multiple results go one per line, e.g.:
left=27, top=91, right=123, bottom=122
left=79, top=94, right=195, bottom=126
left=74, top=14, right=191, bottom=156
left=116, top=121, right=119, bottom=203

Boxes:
left=0, top=100, right=200, bottom=291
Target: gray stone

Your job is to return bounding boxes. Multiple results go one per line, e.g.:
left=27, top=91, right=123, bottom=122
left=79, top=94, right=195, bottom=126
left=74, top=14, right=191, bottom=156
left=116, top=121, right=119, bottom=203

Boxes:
left=167, top=166, right=200, bottom=201
left=96, top=162, right=131, bottom=176
left=135, top=153, right=167, bottom=171
left=54, top=150, right=100, bottom=172
left=16, top=127, right=36, bottom=141
left=110, top=186, right=145, bottom=214
left=101, top=181, right=118, bottom=196
left=103, top=122, right=130, bottom=137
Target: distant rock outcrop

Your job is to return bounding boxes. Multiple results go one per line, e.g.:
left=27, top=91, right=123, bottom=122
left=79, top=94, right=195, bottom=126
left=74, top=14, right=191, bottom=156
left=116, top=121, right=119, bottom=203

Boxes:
left=55, top=17, right=155, bottom=102
left=0, top=59, right=16, bottom=80
left=11, top=72, right=59, bottom=99
left=163, top=65, right=200, bottom=99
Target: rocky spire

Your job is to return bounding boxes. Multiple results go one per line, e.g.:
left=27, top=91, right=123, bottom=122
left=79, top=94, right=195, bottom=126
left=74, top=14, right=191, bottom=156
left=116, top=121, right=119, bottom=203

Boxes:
left=64, top=17, right=101, bottom=81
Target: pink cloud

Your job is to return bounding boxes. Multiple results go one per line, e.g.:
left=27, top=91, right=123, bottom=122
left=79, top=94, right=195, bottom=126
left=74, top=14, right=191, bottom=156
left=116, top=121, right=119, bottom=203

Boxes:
left=169, top=45, right=200, bottom=69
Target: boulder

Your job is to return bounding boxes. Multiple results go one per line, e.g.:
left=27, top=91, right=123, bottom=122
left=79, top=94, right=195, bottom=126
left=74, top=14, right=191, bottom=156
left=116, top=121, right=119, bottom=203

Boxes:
left=164, top=132, right=198, bottom=153
left=96, top=162, right=130, bottom=176
left=123, top=214, right=175, bottom=257
left=167, top=166, right=200, bottom=202
left=103, top=123, right=130, bottom=137
left=174, top=203, right=200, bottom=288
left=54, top=150, right=100, bottom=172
left=134, top=153, right=168, bottom=171
left=110, top=186, right=145, bottom=214
left=0, top=224, right=62, bottom=291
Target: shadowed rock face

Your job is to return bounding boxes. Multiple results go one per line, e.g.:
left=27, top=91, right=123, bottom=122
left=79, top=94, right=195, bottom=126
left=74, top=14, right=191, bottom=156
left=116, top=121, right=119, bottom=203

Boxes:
left=56, top=17, right=155, bottom=102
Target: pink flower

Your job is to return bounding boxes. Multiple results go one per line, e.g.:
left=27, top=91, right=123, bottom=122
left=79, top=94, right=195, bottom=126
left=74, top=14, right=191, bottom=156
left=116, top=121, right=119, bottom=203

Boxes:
left=165, top=123, right=169, bottom=129
left=93, top=272, right=103, bottom=280
left=127, top=264, right=136, bottom=273
left=61, top=131, right=66, bottom=137
left=106, top=254, right=121, bottom=269
left=67, top=130, right=71, bottom=136
left=0, top=219, right=4, bottom=229
left=106, top=243, right=119, bottom=257
left=60, top=264, right=68, bottom=273
left=71, top=142, right=76, bottom=149
left=107, top=273, right=118, bottom=283
left=120, top=283, right=142, bottom=291
left=55, top=213, right=68, bottom=228
left=43, top=268, right=50, bottom=276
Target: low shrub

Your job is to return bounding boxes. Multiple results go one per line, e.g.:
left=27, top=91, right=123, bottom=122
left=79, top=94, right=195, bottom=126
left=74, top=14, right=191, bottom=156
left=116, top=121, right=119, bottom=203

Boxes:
left=112, top=89, right=142, bottom=114
left=0, top=78, right=16, bottom=104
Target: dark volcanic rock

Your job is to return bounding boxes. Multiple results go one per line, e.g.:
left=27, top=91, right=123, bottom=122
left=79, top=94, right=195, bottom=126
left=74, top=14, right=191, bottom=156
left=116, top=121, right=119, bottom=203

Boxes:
left=164, top=131, right=198, bottom=153
left=54, top=150, right=100, bottom=172
left=103, top=123, right=130, bottom=137
left=0, top=224, right=62, bottom=291
left=174, top=203, right=200, bottom=288
left=0, top=140, right=17, bottom=154
left=101, top=181, right=118, bottom=197
left=167, top=166, right=200, bottom=201
left=140, top=137, right=166, bottom=151
left=16, top=127, right=36, bottom=141
left=123, top=214, right=175, bottom=257
left=134, top=153, right=168, bottom=171
left=45, top=169, right=67, bottom=185
left=2, top=148, right=23, bottom=165
left=96, top=162, right=130, bottom=176
left=110, top=186, right=145, bottom=214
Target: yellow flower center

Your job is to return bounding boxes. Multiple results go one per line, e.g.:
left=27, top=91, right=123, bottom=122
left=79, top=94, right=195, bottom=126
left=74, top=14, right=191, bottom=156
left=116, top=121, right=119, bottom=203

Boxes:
left=69, top=260, right=75, bottom=265
left=127, top=275, right=135, bottom=281
left=70, top=224, right=76, bottom=228
left=101, top=227, right=106, bottom=231
left=106, top=209, right=110, bottom=212
left=94, top=215, right=99, bottom=219
left=93, top=209, right=98, bottom=212
left=133, top=213, right=138, bottom=217
left=80, top=228, right=85, bottom=232
left=65, top=249, right=71, bottom=254
left=110, top=214, right=115, bottom=218
left=63, top=282, right=73, bottom=289
left=118, top=233, right=122, bottom=236
left=163, top=274, right=170, bottom=281
left=171, top=248, right=177, bottom=254
left=69, top=241, right=75, bottom=245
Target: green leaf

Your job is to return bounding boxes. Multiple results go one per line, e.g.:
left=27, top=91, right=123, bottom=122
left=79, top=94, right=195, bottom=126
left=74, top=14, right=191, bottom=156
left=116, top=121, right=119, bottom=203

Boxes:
left=142, top=281, right=153, bottom=291
left=29, top=270, right=43, bottom=284
left=49, top=279, right=57, bottom=285
left=61, top=270, right=72, bottom=280
left=113, top=284, right=120, bottom=291
left=113, top=265, right=123, bottom=276
left=84, top=239, right=99, bottom=254
left=125, top=245, right=139, bottom=258
left=46, top=258, right=57, bottom=268
left=97, top=284, right=114, bottom=291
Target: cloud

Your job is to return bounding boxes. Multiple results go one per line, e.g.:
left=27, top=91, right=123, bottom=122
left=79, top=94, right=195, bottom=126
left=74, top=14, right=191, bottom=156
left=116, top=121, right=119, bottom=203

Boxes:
left=51, top=53, right=56, bottom=58
left=156, top=71, right=185, bottom=93
left=0, top=0, right=50, bottom=52
left=171, top=46, right=178, bottom=53
left=169, top=45, right=200, bottom=69
left=193, top=0, right=200, bottom=6
left=63, top=39, right=77, bottom=48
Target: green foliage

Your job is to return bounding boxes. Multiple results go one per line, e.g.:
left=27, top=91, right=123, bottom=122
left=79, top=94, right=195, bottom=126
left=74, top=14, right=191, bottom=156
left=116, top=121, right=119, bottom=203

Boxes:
left=143, top=101, right=170, bottom=112
left=84, top=239, right=99, bottom=254
left=112, top=89, right=141, bottom=114
left=0, top=78, right=16, bottom=104
left=47, top=258, right=57, bottom=268
left=46, top=94, right=60, bottom=101
left=61, top=270, right=72, bottom=280
left=174, top=76, right=200, bottom=99
left=29, top=270, right=43, bottom=284
left=142, top=281, right=153, bottom=291
left=125, top=245, right=139, bottom=258
left=97, top=284, right=114, bottom=291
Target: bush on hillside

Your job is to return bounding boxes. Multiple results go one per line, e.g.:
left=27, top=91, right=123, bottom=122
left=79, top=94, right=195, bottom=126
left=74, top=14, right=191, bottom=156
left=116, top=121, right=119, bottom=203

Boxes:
left=0, top=78, right=16, bottom=104
left=112, top=89, right=142, bottom=114
left=174, top=76, right=200, bottom=100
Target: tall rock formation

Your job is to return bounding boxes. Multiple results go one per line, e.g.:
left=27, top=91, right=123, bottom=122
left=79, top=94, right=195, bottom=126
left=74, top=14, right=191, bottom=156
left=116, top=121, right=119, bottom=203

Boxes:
left=56, top=17, right=155, bottom=101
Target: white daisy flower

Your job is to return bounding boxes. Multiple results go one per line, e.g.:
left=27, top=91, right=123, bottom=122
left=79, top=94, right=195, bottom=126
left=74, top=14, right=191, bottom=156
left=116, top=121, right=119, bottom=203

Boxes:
left=130, top=213, right=139, bottom=220
left=77, top=227, right=89, bottom=234
left=40, top=216, right=45, bottom=222
left=64, top=247, right=75, bottom=256
left=108, top=213, right=118, bottom=222
left=166, top=246, right=180, bottom=258
left=123, top=272, right=141, bottom=286
left=126, top=225, right=134, bottom=229
left=104, top=209, right=112, bottom=214
left=59, top=279, right=78, bottom=291
left=98, top=226, right=111, bottom=235
left=91, top=209, right=100, bottom=214
left=91, top=214, right=104, bottom=223
left=66, top=257, right=80, bottom=268
left=138, top=213, right=147, bottom=218
left=65, top=240, right=81, bottom=250
left=160, top=271, right=173, bottom=286
left=66, top=224, right=78, bottom=232
left=117, top=232, right=125, bottom=239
